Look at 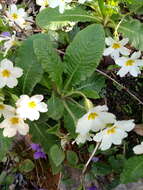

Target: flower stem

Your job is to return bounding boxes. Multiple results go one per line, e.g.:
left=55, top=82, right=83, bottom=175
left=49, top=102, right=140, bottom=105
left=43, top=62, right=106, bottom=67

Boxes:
left=82, top=142, right=100, bottom=175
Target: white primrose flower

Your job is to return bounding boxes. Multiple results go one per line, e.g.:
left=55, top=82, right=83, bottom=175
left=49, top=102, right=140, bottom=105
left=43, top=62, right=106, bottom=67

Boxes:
left=36, top=0, right=49, bottom=11
left=0, top=32, right=17, bottom=57
left=115, top=51, right=143, bottom=77
left=5, top=4, right=33, bottom=30
left=0, top=103, right=15, bottom=118
left=75, top=133, right=93, bottom=144
left=133, top=142, right=143, bottom=155
left=93, top=120, right=135, bottom=151
left=16, top=95, right=48, bottom=121
left=76, top=105, right=116, bottom=136
left=78, top=0, right=92, bottom=4
left=48, top=0, right=72, bottom=14
left=0, top=115, right=29, bottom=137
left=0, top=59, right=23, bottom=88
left=103, top=37, right=130, bottom=59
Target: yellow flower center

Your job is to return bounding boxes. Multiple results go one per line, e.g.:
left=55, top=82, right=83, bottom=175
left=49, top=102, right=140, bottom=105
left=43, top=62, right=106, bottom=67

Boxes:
left=2, top=69, right=11, bottom=77
left=10, top=117, right=20, bottom=125
left=0, top=104, right=5, bottom=110
left=28, top=101, right=36, bottom=108
left=12, top=13, right=18, bottom=19
left=107, top=127, right=116, bottom=135
left=88, top=112, right=98, bottom=120
left=44, top=0, right=48, bottom=6
left=112, top=43, right=121, bottom=49
left=125, top=59, right=135, bottom=66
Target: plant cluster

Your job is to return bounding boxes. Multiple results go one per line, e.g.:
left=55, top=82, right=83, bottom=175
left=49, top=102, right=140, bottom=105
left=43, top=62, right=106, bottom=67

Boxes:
left=0, top=0, right=143, bottom=189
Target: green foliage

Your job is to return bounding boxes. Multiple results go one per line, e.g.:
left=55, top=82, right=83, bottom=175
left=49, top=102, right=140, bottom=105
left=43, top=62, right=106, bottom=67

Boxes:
left=47, top=92, right=64, bottom=120
left=36, top=7, right=97, bottom=29
left=120, top=156, right=143, bottom=184
left=66, top=150, right=79, bottom=166
left=64, top=24, right=105, bottom=88
left=64, top=101, right=85, bottom=137
left=30, top=122, right=58, bottom=154
left=50, top=144, right=65, bottom=166
left=15, top=34, right=46, bottom=94
left=0, top=130, right=12, bottom=161
left=119, top=18, right=143, bottom=51
left=92, top=162, right=112, bottom=176
left=19, top=159, right=35, bottom=173
left=75, top=73, right=106, bottom=99
left=33, top=37, right=63, bottom=89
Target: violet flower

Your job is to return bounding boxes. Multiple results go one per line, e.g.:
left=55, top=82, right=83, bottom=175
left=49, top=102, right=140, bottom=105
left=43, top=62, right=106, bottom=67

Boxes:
left=30, top=143, right=46, bottom=160
left=1, top=32, right=11, bottom=37
left=91, top=157, right=99, bottom=163
left=87, top=186, right=98, bottom=190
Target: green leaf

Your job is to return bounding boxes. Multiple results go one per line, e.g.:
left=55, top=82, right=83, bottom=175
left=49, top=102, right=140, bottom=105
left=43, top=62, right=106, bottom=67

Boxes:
left=92, top=162, right=112, bottom=176
left=19, top=159, right=35, bottom=173
left=50, top=144, right=65, bottom=166
left=30, top=122, right=58, bottom=154
left=33, top=38, right=63, bottom=89
left=47, top=92, right=64, bottom=120
left=15, top=34, right=47, bottom=94
left=64, top=101, right=85, bottom=137
left=36, top=7, right=97, bottom=29
left=119, top=18, right=143, bottom=50
left=66, top=150, right=79, bottom=166
left=76, top=73, right=106, bottom=99
left=120, top=156, right=143, bottom=184
left=64, top=24, right=105, bottom=87
left=0, top=130, right=12, bottom=161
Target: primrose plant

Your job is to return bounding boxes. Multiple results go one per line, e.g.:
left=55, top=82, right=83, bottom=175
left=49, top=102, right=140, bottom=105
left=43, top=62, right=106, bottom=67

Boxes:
left=0, top=0, right=143, bottom=188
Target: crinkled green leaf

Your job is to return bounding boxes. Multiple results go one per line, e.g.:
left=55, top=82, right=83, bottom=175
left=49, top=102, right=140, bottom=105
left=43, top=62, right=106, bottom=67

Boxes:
left=36, top=7, right=97, bottom=29
left=47, top=92, right=64, bottom=120
left=15, top=34, right=48, bottom=94
left=119, top=18, right=143, bottom=50
left=64, top=24, right=105, bottom=87
left=33, top=38, right=63, bottom=89
left=120, top=156, right=143, bottom=184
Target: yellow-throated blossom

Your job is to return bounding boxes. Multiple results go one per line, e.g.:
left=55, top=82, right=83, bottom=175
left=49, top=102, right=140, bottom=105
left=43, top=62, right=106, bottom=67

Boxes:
left=6, top=4, right=33, bottom=29
left=0, top=115, right=29, bottom=137
left=0, top=103, right=15, bottom=118
left=0, top=59, right=23, bottom=88
left=16, top=95, right=48, bottom=121
left=76, top=105, right=116, bottom=136
left=0, top=32, right=17, bottom=57
left=115, top=51, right=143, bottom=77
left=93, top=120, right=135, bottom=150
left=103, top=37, right=130, bottom=59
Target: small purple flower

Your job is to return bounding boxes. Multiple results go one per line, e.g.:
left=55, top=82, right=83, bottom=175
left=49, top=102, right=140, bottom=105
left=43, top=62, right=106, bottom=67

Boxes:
left=1, top=32, right=11, bottom=37
left=91, top=157, right=99, bottom=163
left=30, top=143, right=41, bottom=152
left=34, top=151, right=46, bottom=159
left=87, top=186, right=98, bottom=190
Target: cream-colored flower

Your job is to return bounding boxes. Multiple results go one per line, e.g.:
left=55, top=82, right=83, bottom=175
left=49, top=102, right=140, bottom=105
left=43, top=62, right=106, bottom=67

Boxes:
left=48, top=0, right=72, bottom=14
left=76, top=105, right=116, bottom=135
left=5, top=4, right=33, bottom=30
left=103, top=37, right=130, bottom=59
left=115, top=51, right=143, bottom=77
left=133, top=142, right=143, bottom=154
left=0, top=59, right=23, bottom=88
left=75, top=133, right=93, bottom=144
left=36, top=0, right=49, bottom=11
left=0, top=115, right=29, bottom=137
left=93, top=120, right=135, bottom=150
left=16, top=95, right=48, bottom=121
left=0, top=103, right=15, bottom=118
left=0, top=32, right=17, bottom=57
